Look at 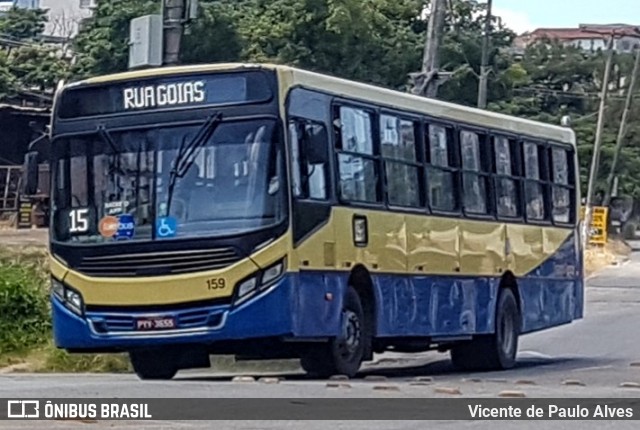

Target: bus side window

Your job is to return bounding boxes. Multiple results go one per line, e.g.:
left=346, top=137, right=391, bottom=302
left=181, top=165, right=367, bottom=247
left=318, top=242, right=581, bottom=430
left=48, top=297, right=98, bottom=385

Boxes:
left=460, top=129, right=489, bottom=215
left=426, top=124, right=458, bottom=212
left=550, top=147, right=573, bottom=224
left=523, top=141, right=546, bottom=221
left=335, top=106, right=380, bottom=203
left=288, top=119, right=329, bottom=200
left=380, top=115, right=421, bottom=208
left=494, top=136, right=520, bottom=218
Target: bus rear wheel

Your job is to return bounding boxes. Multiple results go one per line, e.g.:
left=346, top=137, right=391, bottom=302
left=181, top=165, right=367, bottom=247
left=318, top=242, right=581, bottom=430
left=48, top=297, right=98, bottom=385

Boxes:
left=450, top=288, right=520, bottom=371
left=129, top=348, right=178, bottom=380
left=300, top=286, right=368, bottom=378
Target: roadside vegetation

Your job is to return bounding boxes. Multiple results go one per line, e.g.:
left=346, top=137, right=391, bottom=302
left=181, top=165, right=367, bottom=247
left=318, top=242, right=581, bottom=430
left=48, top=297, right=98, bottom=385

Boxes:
left=0, top=245, right=130, bottom=372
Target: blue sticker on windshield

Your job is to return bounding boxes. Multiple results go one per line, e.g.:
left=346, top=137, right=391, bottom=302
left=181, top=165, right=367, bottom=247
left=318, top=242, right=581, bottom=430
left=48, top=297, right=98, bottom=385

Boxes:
left=114, top=214, right=135, bottom=240
left=156, top=216, right=177, bottom=238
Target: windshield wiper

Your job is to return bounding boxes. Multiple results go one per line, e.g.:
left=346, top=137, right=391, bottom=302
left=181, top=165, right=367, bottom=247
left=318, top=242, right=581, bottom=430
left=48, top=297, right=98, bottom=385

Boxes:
left=165, top=112, right=224, bottom=216
left=96, top=124, right=127, bottom=185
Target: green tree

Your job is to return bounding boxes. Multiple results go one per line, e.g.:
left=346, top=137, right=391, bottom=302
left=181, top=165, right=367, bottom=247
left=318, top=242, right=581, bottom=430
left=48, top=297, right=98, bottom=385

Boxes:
left=0, top=7, right=47, bottom=40
left=72, top=0, right=160, bottom=78
left=231, top=0, right=425, bottom=89
left=9, top=46, right=70, bottom=91
left=0, top=50, right=15, bottom=99
left=0, top=6, right=69, bottom=100
left=436, top=0, right=517, bottom=106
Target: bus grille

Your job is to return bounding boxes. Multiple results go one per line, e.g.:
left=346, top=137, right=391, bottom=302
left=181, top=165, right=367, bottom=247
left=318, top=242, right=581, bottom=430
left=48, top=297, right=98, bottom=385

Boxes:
left=76, top=248, right=242, bottom=277
left=87, top=308, right=225, bottom=334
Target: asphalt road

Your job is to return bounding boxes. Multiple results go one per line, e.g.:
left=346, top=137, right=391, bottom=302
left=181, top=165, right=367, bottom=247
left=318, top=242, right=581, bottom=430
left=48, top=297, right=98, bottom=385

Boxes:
left=2, top=247, right=640, bottom=429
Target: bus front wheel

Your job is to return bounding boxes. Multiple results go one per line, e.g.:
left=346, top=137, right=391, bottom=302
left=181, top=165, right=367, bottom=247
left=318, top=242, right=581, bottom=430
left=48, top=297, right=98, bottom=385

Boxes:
left=129, top=349, right=178, bottom=380
left=300, top=286, right=368, bottom=378
left=450, top=288, right=520, bottom=371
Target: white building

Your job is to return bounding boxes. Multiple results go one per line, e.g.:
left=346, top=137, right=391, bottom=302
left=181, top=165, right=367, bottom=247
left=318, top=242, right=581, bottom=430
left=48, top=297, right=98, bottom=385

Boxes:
left=0, top=0, right=93, bottom=38
left=40, top=0, right=93, bottom=38
left=515, top=24, right=640, bottom=54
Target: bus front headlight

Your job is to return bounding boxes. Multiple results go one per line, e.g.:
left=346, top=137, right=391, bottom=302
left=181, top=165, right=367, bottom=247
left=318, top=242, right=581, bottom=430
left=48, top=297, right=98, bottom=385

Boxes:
left=261, top=261, right=283, bottom=286
left=51, top=277, right=85, bottom=316
left=64, top=288, right=84, bottom=315
left=233, top=259, right=286, bottom=305
left=237, top=277, right=258, bottom=299
left=51, top=278, right=64, bottom=299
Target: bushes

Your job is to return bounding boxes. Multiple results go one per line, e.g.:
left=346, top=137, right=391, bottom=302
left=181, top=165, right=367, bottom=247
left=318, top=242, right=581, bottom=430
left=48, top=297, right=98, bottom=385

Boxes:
left=0, top=247, right=131, bottom=372
left=0, top=259, right=50, bottom=353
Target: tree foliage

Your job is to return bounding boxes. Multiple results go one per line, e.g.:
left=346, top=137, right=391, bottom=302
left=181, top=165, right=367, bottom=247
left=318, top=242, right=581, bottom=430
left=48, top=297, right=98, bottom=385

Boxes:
left=72, top=0, right=160, bottom=77
left=0, top=7, right=47, bottom=40
left=0, top=7, right=70, bottom=101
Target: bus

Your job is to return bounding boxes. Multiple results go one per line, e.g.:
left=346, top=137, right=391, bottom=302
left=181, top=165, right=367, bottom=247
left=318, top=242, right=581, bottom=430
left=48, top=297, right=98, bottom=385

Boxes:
left=27, top=63, right=583, bottom=380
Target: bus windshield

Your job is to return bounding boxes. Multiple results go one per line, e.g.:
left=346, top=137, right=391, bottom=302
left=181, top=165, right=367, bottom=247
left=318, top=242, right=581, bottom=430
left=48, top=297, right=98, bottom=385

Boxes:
left=51, top=119, right=287, bottom=243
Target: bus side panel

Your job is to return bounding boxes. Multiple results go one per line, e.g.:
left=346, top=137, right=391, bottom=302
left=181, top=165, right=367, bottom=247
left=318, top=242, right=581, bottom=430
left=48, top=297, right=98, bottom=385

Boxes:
left=373, top=275, right=497, bottom=337
left=518, top=231, right=581, bottom=333
left=293, top=271, right=345, bottom=338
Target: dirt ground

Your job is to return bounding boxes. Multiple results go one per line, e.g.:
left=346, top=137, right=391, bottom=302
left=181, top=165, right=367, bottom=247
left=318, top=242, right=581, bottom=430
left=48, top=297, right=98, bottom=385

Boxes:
left=0, top=228, right=48, bottom=247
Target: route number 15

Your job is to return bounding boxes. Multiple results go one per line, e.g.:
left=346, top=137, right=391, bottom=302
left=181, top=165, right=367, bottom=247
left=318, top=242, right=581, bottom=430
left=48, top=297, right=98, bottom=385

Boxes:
left=69, top=208, right=89, bottom=233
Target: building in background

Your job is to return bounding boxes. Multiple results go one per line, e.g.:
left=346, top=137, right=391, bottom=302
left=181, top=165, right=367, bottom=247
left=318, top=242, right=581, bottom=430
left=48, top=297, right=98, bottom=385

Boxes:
left=0, top=0, right=40, bottom=14
left=515, top=24, right=640, bottom=54
left=0, top=0, right=93, bottom=37
left=40, top=0, right=93, bottom=38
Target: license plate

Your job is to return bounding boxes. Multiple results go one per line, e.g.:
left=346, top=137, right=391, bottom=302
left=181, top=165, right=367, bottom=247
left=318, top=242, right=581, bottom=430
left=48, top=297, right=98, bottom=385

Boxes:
left=135, top=317, right=176, bottom=330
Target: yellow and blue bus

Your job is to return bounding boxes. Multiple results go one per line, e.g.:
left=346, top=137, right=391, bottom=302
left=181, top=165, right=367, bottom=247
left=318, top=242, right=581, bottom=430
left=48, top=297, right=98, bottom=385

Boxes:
left=30, top=63, right=582, bottom=379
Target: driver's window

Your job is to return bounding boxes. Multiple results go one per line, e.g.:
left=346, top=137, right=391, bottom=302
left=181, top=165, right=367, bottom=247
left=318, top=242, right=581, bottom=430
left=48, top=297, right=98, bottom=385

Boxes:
left=288, top=119, right=329, bottom=200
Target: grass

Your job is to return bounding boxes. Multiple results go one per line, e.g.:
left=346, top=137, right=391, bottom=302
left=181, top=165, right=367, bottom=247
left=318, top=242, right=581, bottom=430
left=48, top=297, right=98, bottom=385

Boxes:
left=0, top=244, right=131, bottom=373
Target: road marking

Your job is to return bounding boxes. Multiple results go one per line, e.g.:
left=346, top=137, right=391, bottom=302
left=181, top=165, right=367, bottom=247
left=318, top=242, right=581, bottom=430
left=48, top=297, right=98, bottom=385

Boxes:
left=434, top=386, right=462, bottom=395
left=571, top=365, right=613, bottom=372
left=562, top=379, right=586, bottom=386
left=499, top=390, right=526, bottom=397
left=518, top=350, right=553, bottom=360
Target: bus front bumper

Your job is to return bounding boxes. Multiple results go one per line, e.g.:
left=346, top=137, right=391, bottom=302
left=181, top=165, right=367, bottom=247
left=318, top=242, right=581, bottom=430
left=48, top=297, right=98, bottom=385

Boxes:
left=52, top=274, right=297, bottom=351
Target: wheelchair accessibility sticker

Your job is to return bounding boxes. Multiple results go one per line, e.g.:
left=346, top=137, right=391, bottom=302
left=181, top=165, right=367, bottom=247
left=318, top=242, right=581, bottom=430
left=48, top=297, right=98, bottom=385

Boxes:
left=156, top=216, right=177, bottom=238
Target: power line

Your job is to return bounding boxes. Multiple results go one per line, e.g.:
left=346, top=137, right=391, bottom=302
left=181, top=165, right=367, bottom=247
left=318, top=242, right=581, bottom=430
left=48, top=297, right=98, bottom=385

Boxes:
left=512, top=86, right=631, bottom=101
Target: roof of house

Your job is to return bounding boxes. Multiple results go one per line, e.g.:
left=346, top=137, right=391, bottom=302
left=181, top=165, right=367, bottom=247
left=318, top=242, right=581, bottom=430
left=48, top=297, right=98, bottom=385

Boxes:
left=528, top=25, right=640, bottom=40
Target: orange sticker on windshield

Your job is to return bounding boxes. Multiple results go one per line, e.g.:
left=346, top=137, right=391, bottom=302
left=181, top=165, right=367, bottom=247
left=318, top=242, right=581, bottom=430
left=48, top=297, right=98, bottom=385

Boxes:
left=99, top=216, right=119, bottom=238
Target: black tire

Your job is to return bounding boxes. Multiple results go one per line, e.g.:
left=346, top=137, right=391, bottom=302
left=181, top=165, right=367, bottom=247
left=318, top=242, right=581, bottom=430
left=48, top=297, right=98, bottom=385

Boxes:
left=129, top=349, right=178, bottom=380
left=300, top=286, right=368, bottom=378
left=450, top=288, right=520, bottom=371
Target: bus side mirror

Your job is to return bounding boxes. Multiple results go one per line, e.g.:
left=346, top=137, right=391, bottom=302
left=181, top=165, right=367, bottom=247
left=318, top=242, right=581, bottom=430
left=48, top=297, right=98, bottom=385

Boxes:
left=302, top=125, right=328, bottom=165
left=23, top=152, right=39, bottom=196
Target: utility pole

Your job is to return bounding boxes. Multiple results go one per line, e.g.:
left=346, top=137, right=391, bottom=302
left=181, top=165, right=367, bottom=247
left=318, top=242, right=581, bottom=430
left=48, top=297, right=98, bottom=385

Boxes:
left=477, top=0, right=493, bottom=109
left=583, top=34, right=616, bottom=245
left=162, top=0, right=186, bottom=65
left=410, top=0, right=448, bottom=98
left=602, top=47, right=640, bottom=207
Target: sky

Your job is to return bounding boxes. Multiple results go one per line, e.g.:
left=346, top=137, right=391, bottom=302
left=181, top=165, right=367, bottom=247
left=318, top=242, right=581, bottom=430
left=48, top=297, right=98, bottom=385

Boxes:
left=493, top=0, right=640, bottom=34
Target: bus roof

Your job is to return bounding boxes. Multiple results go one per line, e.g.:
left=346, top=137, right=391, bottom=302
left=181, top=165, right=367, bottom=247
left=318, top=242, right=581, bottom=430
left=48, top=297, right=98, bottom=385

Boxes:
left=75, top=62, right=576, bottom=145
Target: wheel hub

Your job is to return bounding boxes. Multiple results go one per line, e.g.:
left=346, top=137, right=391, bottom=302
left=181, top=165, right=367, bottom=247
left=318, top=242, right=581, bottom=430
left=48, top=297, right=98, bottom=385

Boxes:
left=339, top=310, right=361, bottom=357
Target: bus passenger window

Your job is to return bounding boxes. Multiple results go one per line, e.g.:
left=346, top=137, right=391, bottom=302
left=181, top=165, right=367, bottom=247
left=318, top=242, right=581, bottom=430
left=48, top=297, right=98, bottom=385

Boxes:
left=524, top=142, right=546, bottom=221
left=551, top=148, right=571, bottom=223
left=336, top=106, right=380, bottom=203
left=494, top=136, right=520, bottom=218
left=460, top=130, right=488, bottom=215
left=426, top=124, right=457, bottom=211
left=288, top=119, right=328, bottom=200
left=380, top=115, right=421, bottom=207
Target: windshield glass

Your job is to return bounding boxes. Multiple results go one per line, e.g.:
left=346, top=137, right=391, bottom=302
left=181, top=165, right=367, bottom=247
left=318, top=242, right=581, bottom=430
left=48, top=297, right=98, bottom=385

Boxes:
left=51, top=119, right=287, bottom=243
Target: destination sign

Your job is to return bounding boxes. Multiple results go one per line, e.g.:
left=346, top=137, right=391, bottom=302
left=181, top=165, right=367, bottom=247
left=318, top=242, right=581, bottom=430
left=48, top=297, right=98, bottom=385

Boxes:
left=123, top=81, right=206, bottom=110
left=56, top=71, right=273, bottom=119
